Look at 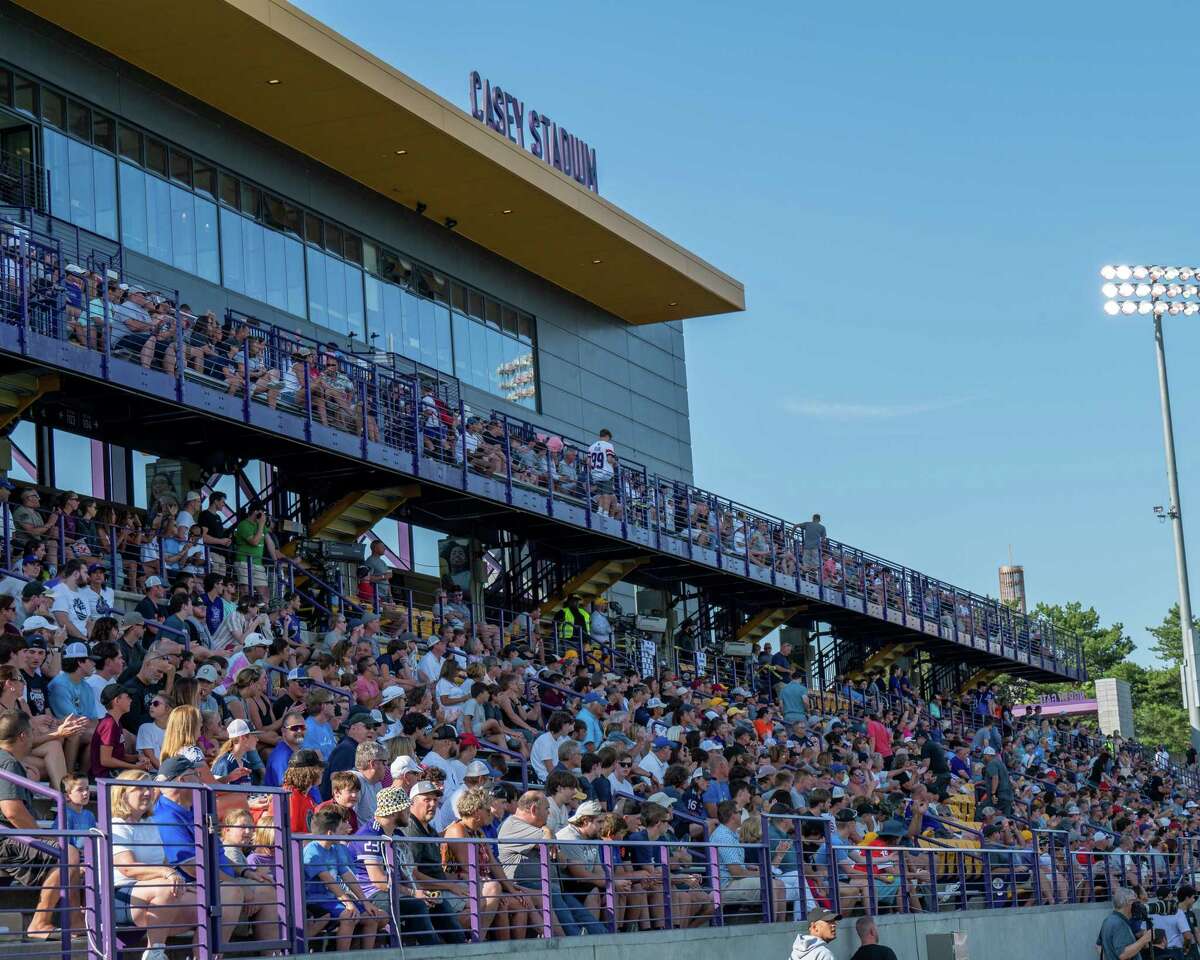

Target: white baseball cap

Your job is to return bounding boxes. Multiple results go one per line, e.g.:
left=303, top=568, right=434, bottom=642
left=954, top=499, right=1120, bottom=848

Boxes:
left=390, top=755, right=423, bottom=779
left=226, top=718, right=257, bottom=738
left=63, top=642, right=89, bottom=659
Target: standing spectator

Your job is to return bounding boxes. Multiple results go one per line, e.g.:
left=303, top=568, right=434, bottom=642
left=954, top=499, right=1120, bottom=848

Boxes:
left=50, top=559, right=91, bottom=642
left=982, top=746, right=1014, bottom=816
left=799, top=513, right=826, bottom=570
left=850, top=915, right=898, bottom=960
left=233, top=503, right=270, bottom=598
left=197, top=492, right=234, bottom=575
left=586, top=428, right=619, bottom=518
left=1099, top=887, right=1153, bottom=960
left=790, top=907, right=842, bottom=960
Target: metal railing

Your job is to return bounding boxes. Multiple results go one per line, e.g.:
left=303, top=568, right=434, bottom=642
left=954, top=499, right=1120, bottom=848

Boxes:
left=0, top=213, right=1086, bottom=680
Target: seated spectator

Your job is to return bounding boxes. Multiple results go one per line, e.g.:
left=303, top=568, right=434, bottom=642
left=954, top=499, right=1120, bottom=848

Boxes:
left=710, top=799, right=785, bottom=911
left=211, top=717, right=264, bottom=785
left=91, top=683, right=154, bottom=777
left=109, top=768, right=197, bottom=958
left=135, top=690, right=171, bottom=767
left=284, top=748, right=325, bottom=832
left=302, top=805, right=384, bottom=951
left=0, top=709, right=83, bottom=940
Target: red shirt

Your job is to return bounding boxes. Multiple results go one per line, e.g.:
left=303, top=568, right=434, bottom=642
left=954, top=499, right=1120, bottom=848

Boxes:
left=89, top=714, right=126, bottom=779
left=867, top=719, right=893, bottom=758
left=288, top=787, right=317, bottom=833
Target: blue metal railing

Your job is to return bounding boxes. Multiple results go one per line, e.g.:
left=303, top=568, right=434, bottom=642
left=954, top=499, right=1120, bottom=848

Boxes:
left=0, top=213, right=1086, bottom=681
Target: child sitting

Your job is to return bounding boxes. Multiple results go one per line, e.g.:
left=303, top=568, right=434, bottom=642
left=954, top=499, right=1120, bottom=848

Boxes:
left=220, top=808, right=256, bottom=865
left=301, top=806, right=382, bottom=951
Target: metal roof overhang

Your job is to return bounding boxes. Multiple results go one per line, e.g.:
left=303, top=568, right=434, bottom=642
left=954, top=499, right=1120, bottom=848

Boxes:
left=12, top=0, right=745, bottom=326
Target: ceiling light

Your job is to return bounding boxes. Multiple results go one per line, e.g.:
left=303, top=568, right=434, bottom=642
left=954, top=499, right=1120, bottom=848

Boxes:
left=1133, top=266, right=1150, bottom=279
left=1139, top=302, right=1153, bottom=314
left=1116, top=265, right=1133, bottom=280
left=395, top=149, right=407, bottom=155
left=501, top=209, right=512, bottom=214
left=267, top=79, right=281, bottom=85
left=591, top=259, right=602, bottom=264
left=1101, top=265, right=1118, bottom=280
left=1103, top=300, right=1120, bottom=315
left=668, top=301, right=678, bottom=306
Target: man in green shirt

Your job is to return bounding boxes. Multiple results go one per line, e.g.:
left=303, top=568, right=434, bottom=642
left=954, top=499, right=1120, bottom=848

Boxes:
left=233, top=504, right=269, bottom=598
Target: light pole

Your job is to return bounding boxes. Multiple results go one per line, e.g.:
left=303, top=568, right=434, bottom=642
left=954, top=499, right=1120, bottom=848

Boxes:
left=1101, top=264, right=1200, bottom=750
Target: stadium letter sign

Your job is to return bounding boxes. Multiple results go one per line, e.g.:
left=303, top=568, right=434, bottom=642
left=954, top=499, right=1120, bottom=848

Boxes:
left=469, top=71, right=599, bottom=194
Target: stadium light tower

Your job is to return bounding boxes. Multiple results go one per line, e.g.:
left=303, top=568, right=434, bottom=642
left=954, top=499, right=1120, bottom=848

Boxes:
left=1100, top=264, right=1200, bottom=750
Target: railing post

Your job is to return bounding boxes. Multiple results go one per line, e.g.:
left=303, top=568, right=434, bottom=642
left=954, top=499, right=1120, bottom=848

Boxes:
left=600, top=842, right=618, bottom=934
left=502, top=417, right=514, bottom=506
left=100, top=284, right=111, bottom=379
left=302, top=356, right=313, bottom=443
left=660, top=842, right=675, bottom=928
left=241, top=336, right=252, bottom=422
left=537, top=840, right=554, bottom=939
left=465, top=840, right=482, bottom=942
left=17, top=235, right=28, bottom=353
left=358, top=377, right=369, bottom=459
left=173, top=299, right=184, bottom=402
left=707, top=843, right=724, bottom=926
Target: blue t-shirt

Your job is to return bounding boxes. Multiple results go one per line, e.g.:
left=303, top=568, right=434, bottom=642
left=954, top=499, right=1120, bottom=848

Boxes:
left=303, top=718, right=337, bottom=759
left=303, top=840, right=354, bottom=903
left=200, top=593, right=225, bottom=635
left=702, top=780, right=731, bottom=809
left=348, top=822, right=389, bottom=897
left=779, top=681, right=808, bottom=723
left=265, top=742, right=293, bottom=787
left=152, top=795, right=235, bottom=877
left=65, top=806, right=96, bottom=849
left=626, top=829, right=662, bottom=866
left=47, top=672, right=98, bottom=720
left=212, top=748, right=265, bottom=785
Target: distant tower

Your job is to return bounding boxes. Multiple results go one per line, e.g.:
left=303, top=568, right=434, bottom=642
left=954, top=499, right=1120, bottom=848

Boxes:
left=1000, top=547, right=1026, bottom=613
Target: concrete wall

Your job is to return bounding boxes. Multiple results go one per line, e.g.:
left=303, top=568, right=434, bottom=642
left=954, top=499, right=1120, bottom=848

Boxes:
left=313, top=904, right=1110, bottom=960
left=0, top=2, right=695, bottom=482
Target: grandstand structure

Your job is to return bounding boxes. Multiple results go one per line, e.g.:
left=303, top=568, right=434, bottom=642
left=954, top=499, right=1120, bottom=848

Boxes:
left=0, top=2, right=1160, bottom=959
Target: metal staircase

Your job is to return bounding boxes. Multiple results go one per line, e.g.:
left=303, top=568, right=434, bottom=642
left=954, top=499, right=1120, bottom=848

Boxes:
left=540, top=556, right=651, bottom=615
left=847, top=641, right=916, bottom=683
left=303, top=484, right=420, bottom=543
left=734, top=605, right=805, bottom=646
left=0, top=370, right=58, bottom=432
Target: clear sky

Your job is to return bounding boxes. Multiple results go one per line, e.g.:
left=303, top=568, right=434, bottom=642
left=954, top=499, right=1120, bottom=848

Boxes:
left=294, top=0, right=1200, bottom=667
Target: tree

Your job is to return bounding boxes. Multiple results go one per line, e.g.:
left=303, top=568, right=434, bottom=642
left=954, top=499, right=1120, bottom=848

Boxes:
left=1030, top=601, right=1134, bottom=680
left=1145, top=603, right=1200, bottom=667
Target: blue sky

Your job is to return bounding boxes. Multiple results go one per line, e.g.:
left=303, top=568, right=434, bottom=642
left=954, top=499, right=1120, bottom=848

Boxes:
left=295, top=0, right=1200, bottom=667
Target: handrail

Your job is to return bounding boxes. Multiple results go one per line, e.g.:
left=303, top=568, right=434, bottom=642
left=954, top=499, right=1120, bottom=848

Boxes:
left=261, top=661, right=352, bottom=701
left=0, top=210, right=1090, bottom=682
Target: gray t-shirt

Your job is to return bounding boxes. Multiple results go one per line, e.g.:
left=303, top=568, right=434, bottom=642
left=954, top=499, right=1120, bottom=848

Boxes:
left=1099, top=911, right=1136, bottom=960
left=497, top=815, right=552, bottom=889
left=984, top=757, right=1013, bottom=799
left=799, top=521, right=826, bottom=550
left=0, top=748, right=31, bottom=826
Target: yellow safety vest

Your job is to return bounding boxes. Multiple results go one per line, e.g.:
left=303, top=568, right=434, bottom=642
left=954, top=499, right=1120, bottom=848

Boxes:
left=561, top=607, right=591, bottom=639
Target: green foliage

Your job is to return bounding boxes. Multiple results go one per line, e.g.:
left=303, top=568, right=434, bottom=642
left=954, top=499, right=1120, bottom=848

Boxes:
left=1145, top=603, right=1200, bottom=667
left=1030, top=601, right=1134, bottom=680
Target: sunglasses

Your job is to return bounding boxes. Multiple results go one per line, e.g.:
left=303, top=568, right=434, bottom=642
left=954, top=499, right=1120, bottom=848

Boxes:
left=286, top=724, right=306, bottom=733
left=619, top=762, right=633, bottom=768
left=150, top=699, right=165, bottom=707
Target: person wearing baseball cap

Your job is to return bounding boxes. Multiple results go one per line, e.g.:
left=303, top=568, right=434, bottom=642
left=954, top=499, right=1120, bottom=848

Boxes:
left=320, top=708, right=383, bottom=799
left=640, top=735, right=674, bottom=790
left=388, top=754, right=424, bottom=793
left=213, top=718, right=261, bottom=785
left=791, top=906, right=842, bottom=960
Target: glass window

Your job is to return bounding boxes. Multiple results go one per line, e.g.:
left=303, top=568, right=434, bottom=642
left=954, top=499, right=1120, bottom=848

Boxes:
left=343, top=233, right=363, bottom=266
left=117, top=125, right=141, bottom=162
left=93, top=150, right=116, bottom=239
left=194, top=164, right=216, bottom=198
left=434, top=301, right=452, bottom=373
left=242, top=217, right=266, bottom=303
left=43, top=127, right=69, bottom=223
left=52, top=430, right=96, bottom=497
left=67, top=101, right=91, bottom=141
left=146, top=174, right=172, bottom=264
left=381, top=282, right=401, bottom=355
left=451, top=310, right=471, bottom=383
left=468, top=290, right=485, bottom=320
left=218, top=172, right=238, bottom=207
left=502, top=306, right=519, bottom=337
left=282, top=202, right=302, bottom=239
left=220, top=207, right=243, bottom=292
left=484, top=298, right=501, bottom=328
left=41, top=89, right=65, bottom=128
left=239, top=182, right=260, bottom=219
left=169, top=184, right=196, bottom=274
left=486, top=326, right=505, bottom=396
left=195, top=195, right=219, bottom=283
left=13, top=74, right=37, bottom=115
left=363, top=241, right=379, bottom=277
left=0, top=70, right=10, bottom=108
left=169, top=151, right=192, bottom=187
left=365, top=276, right=384, bottom=346
left=264, top=195, right=286, bottom=231
left=416, top=294, right=436, bottom=370
left=304, top=212, right=322, bottom=246
left=326, top=255, right=347, bottom=334
left=306, top=246, right=327, bottom=329
left=284, top=235, right=305, bottom=317
left=468, top=318, right=487, bottom=391
left=324, top=222, right=343, bottom=257
left=517, top=312, right=534, bottom=343
left=66, top=136, right=96, bottom=233
left=450, top=282, right=467, bottom=313
left=345, top=264, right=364, bottom=338
left=264, top=228, right=286, bottom=311
left=92, top=114, right=116, bottom=152
left=400, top=289, right=421, bottom=362
left=8, top=420, right=37, bottom=484
left=145, top=138, right=167, bottom=176
left=118, top=162, right=147, bottom=253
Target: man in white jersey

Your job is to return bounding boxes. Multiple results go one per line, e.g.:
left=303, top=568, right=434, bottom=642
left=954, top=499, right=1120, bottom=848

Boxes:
left=587, top=428, right=619, bottom=518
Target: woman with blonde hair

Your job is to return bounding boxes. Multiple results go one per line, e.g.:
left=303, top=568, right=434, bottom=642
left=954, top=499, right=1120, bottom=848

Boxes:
left=109, top=769, right=198, bottom=958
left=442, top=786, right=530, bottom=940
left=159, top=704, right=214, bottom=782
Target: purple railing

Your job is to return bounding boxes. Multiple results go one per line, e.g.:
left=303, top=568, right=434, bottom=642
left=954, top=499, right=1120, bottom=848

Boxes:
left=0, top=213, right=1085, bottom=683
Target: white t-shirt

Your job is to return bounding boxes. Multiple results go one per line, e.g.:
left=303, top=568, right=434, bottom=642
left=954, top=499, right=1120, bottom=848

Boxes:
left=435, top=678, right=467, bottom=721
left=111, top=819, right=168, bottom=886
left=176, top=510, right=196, bottom=531
left=81, top=584, right=116, bottom=621
left=587, top=440, right=615, bottom=481
left=51, top=582, right=90, bottom=636
left=1152, top=909, right=1190, bottom=949
left=136, top=722, right=166, bottom=760
left=640, top=751, right=669, bottom=784
left=417, top=651, right=444, bottom=684
left=530, top=732, right=568, bottom=782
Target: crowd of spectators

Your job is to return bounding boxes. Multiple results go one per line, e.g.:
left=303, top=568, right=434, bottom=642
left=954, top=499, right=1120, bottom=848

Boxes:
left=0, top=538, right=1188, bottom=953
